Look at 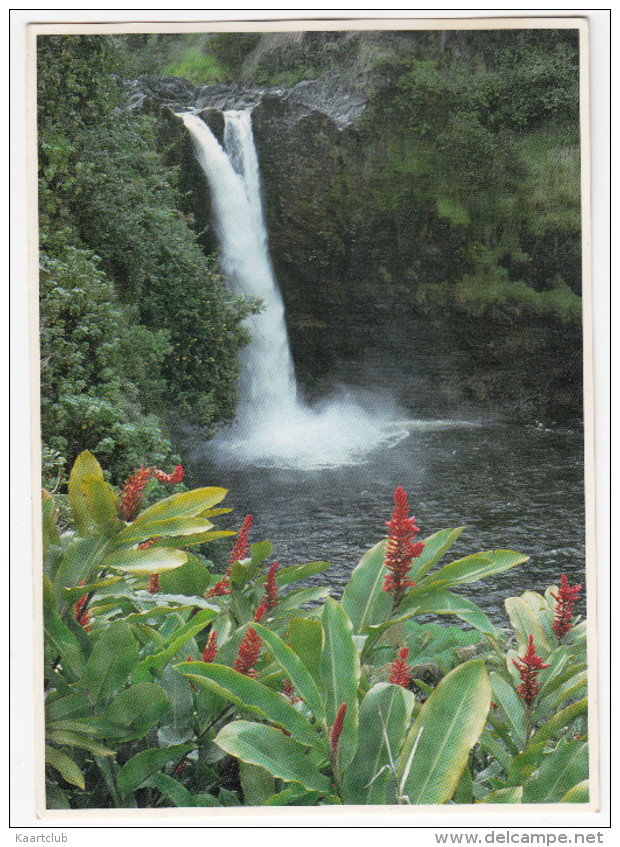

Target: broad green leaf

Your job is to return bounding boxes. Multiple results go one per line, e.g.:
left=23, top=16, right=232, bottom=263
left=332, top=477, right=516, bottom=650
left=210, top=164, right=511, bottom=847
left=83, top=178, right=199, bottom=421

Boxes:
left=101, top=546, right=187, bottom=575
left=68, top=451, right=104, bottom=535
left=158, top=556, right=211, bottom=596
left=265, top=787, right=322, bottom=806
left=420, top=550, right=528, bottom=591
left=81, top=473, right=122, bottom=537
left=490, top=672, right=526, bottom=748
left=482, top=786, right=523, bottom=803
left=344, top=682, right=415, bottom=804
left=538, top=646, right=570, bottom=696
left=167, top=530, right=236, bottom=549
left=145, top=772, right=196, bottom=808
left=61, top=576, right=123, bottom=601
left=46, top=729, right=115, bottom=757
left=156, top=664, right=195, bottom=746
left=45, top=692, right=91, bottom=722
left=523, top=741, right=589, bottom=803
left=83, top=621, right=140, bottom=705
left=215, top=720, right=330, bottom=793
left=411, top=527, right=465, bottom=582
left=400, top=588, right=496, bottom=635
left=507, top=743, right=546, bottom=786
left=219, top=788, right=241, bottom=806
left=105, top=682, right=171, bottom=738
left=43, top=577, right=85, bottom=680
left=528, top=697, right=588, bottom=749
left=276, top=561, right=330, bottom=586
left=117, top=743, right=195, bottom=797
left=537, top=671, right=588, bottom=717
left=505, top=596, right=550, bottom=654
left=42, top=493, right=60, bottom=552
left=452, top=762, right=474, bottom=804
left=239, top=760, right=276, bottom=806
left=45, top=784, right=71, bottom=809
left=478, top=729, right=513, bottom=773
left=115, top=516, right=214, bottom=545
left=274, top=586, right=331, bottom=614
left=398, top=660, right=491, bottom=804
left=175, top=661, right=325, bottom=751
left=53, top=536, right=103, bottom=601
left=561, top=780, right=589, bottom=803
left=321, top=599, right=361, bottom=770
left=289, top=618, right=323, bottom=687
left=341, top=540, right=392, bottom=633
left=132, top=487, right=227, bottom=526
left=132, top=608, right=217, bottom=682
left=252, top=624, right=326, bottom=724
left=45, top=744, right=84, bottom=789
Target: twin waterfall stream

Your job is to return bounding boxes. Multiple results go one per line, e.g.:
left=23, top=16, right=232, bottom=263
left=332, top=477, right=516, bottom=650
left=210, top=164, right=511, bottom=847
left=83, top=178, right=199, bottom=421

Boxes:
left=181, top=110, right=408, bottom=469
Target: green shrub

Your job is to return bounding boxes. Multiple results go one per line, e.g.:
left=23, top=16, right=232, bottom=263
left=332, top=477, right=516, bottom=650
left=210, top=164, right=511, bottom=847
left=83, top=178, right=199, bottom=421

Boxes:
left=43, top=454, right=588, bottom=808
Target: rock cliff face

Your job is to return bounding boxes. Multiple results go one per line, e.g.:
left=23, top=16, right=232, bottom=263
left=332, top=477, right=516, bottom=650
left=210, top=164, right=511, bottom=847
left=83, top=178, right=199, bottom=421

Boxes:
left=132, top=77, right=583, bottom=424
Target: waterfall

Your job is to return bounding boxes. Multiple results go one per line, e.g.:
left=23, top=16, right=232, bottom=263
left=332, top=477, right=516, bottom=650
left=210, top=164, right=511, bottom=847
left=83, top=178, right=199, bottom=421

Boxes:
left=181, top=110, right=408, bottom=469
left=181, top=111, right=298, bottom=415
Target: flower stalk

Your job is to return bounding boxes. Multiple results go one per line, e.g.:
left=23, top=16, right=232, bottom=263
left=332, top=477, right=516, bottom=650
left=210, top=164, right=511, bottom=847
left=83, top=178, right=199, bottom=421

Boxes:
left=382, top=486, right=424, bottom=611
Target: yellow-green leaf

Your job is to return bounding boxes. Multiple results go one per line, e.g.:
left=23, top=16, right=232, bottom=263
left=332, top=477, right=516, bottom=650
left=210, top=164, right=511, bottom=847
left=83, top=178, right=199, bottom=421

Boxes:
left=398, top=660, right=491, bottom=804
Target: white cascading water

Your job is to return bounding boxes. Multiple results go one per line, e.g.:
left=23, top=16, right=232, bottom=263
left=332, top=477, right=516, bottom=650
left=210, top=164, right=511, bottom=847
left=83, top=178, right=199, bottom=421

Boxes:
left=181, top=110, right=408, bottom=469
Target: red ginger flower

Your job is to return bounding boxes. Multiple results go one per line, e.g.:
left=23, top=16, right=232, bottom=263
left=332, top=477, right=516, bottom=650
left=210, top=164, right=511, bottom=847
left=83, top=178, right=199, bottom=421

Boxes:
left=202, top=630, right=218, bottom=663
left=389, top=647, right=412, bottom=688
left=234, top=627, right=262, bottom=677
left=174, top=758, right=188, bottom=776
left=261, top=562, right=279, bottom=613
left=73, top=581, right=92, bottom=631
left=282, top=678, right=301, bottom=704
left=329, top=703, right=347, bottom=757
left=382, top=486, right=424, bottom=606
left=206, top=577, right=231, bottom=598
left=147, top=573, right=161, bottom=594
left=551, top=574, right=582, bottom=641
left=119, top=465, right=152, bottom=521
left=254, top=601, right=266, bottom=622
left=119, top=464, right=185, bottom=521
left=230, top=514, right=253, bottom=564
left=153, top=464, right=184, bottom=485
left=513, top=635, right=550, bottom=708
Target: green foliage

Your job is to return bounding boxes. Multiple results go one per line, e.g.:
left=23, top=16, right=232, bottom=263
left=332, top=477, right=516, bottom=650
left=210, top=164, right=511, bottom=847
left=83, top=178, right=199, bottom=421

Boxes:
left=38, top=35, right=252, bottom=481
left=163, top=49, right=228, bottom=85
left=356, top=30, right=582, bottom=320
left=43, top=454, right=588, bottom=808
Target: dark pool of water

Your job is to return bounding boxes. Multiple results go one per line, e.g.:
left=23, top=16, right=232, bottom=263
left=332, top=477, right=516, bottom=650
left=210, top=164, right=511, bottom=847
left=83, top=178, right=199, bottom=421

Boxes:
left=187, top=420, right=586, bottom=625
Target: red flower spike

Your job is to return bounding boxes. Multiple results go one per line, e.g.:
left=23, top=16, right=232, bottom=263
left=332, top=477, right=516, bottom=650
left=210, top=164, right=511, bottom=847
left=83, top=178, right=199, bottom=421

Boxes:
left=254, top=602, right=266, bottom=623
left=147, top=573, right=161, bottom=594
left=551, top=574, right=582, bottom=641
left=382, top=486, right=423, bottom=606
left=389, top=647, right=412, bottom=688
left=78, top=608, right=92, bottom=632
left=174, top=759, right=188, bottom=776
left=234, top=627, right=262, bottom=678
left=153, top=464, right=184, bottom=485
left=282, top=678, right=302, bottom=704
left=230, top=514, right=253, bottom=564
left=329, top=703, right=347, bottom=756
left=206, top=577, right=231, bottom=598
left=256, top=561, right=279, bottom=614
left=119, top=465, right=153, bottom=521
left=202, top=630, right=218, bottom=663
left=512, top=635, right=550, bottom=708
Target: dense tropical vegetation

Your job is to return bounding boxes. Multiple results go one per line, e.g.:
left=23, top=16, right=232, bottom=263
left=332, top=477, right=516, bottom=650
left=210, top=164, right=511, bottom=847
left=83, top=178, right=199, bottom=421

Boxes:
left=43, top=454, right=588, bottom=808
left=38, top=30, right=587, bottom=809
left=38, top=35, right=253, bottom=486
